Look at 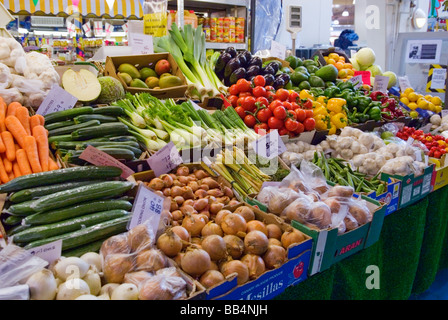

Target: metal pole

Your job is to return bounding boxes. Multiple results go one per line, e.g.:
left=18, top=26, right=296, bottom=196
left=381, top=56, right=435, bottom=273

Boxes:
left=177, top=0, right=184, bottom=28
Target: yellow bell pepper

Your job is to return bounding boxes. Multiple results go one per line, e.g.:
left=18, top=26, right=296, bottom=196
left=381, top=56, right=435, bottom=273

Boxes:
left=299, top=90, right=315, bottom=101
left=326, top=98, right=346, bottom=114
left=315, top=119, right=328, bottom=131
left=313, top=106, right=328, bottom=117
left=317, top=96, right=327, bottom=104
left=331, top=113, right=348, bottom=129
left=328, top=124, right=337, bottom=135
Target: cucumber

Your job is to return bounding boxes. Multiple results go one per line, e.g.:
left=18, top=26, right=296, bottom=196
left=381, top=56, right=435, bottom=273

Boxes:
left=29, top=181, right=135, bottom=213
left=24, top=199, right=133, bottom=225
left=0, top=166, right=123, bottom=193
left=92, top=106, right=125, bottom=116
left=44, top=107, right=94, bottom=124
left=9, top=180, right=103, bottom=203
left=48, top=120, right=101, bottom=137
left=74, top=114, right=118, bottom=124
left=24, top=216, right=130, bottom=251
left=62, top=238, right=108, bottom=257
left=45, top=120, right=75, bottom=131
left=71, top=123, right=129, bottom=141
left=4, top=215, right=23, bottom=225
left=13, top=209, right=130, bottom=244
left=6, top=224, right=31, bottom=237
left=5, top=200, right=36, bottom=216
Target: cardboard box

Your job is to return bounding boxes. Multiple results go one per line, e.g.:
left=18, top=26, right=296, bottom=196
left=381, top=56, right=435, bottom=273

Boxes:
left=360, top=178, right=401, bottom=217
left=312, top=47, right=350, bottom=66
left=381, top=164, right=435, bottom=210
left=104, top=53, right=188, bottom=99
left=292, top=196, right=386, bottom=275
left=429, top=154, right=448, bottom=192
left=208, top=203, right=313, bottom=300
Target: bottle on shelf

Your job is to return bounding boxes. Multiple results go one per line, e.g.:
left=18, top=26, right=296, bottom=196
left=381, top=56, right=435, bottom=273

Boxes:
left=204, top=17, right=211, bottom=41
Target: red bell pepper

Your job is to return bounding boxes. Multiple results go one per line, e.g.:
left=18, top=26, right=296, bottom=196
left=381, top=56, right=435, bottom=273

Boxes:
left=370, top=91, right=386, bottom=101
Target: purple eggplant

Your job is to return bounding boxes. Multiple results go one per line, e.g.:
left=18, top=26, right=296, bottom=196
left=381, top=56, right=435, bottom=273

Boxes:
left=225, top=47, right=238, bottom=58
left=276, top=73, right=291, bottom=84
left=266, top=61, right=280, bottom=74
left=273, top=77, right=286, bottom=90
left=263, top=65, right=276, bottom=76
left=230, top=68, right=247, bottom=85
left=241, top=50, right=252, bottom=64
left=224, top=57, right=241, bottom=79
left=248, top=56, right=263, bottom=68
left=246, top=65, right=261, bottom=79
left=236, top=53, right=248, bottom=68
left=264, top=74, right=275, bottom=86
left=215, top=52, right=233, bottom=74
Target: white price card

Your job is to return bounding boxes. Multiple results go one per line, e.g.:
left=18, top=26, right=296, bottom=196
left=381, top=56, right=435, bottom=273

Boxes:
left=398, top=76, right=412, bottom=92
left=373, top=75, right=390, bottom=93
left=251, top=130, right=287, bottom=160
left=430, top=68, right=447, bottom=90
left=270, top=40, right=286, bottom=61
left=131, top=33, right=154, bottom=55
left=79, top=145, right=135, bottom=179
left=36, top=85, right=78, bottom=116
left=147, top=141, right=183, bottom=177
left=348, top=75, right=363, bottom=89
left=27, top=240, right=62, bottom=265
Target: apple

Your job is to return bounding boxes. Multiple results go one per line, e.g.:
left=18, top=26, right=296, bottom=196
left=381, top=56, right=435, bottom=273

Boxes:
left=155, top=59, right=172, bottom=76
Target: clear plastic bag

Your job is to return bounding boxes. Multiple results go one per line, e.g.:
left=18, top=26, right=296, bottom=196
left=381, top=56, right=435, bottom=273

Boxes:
left=138, top=270, right=187, bottom=300
left=0, top=285, right=30, bottom=300
left=256, top=186, right=301, bottom=215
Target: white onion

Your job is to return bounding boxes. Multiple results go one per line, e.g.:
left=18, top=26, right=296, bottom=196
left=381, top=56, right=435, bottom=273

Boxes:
left=82, top=269, right=102, bottom=296
left=56, top=279, right=90, bottom=300
left=53, top=257, right=90, bottom=281
left=80, top=252, right=102, bottom=272
left=111, top=283, right=139, bottom=300
left=25, top=269, right=57, bottom=300
left=75, top=294, right=99, bottom=300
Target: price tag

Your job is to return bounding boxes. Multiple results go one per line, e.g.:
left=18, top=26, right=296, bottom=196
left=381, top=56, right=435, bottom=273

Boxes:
left=27, top=240, right=62, bottom=265
left=373, top=75, right=390, bottom=93
left=354, top=71, right=372, bottom=86
left=270, top=40, right=286, bottom=60
left=79, top=145, right=135, bottom=179
left=147, top=142, right=183, bottom=177
left=348, top=75, right=363, bottom=89
left=398, top=76, right=412, bottom=92
left=131, top=33, right=154, bottom=55
left=36, top=85, right=78, bottom=116
left=251, top=130, right=286, bottom=160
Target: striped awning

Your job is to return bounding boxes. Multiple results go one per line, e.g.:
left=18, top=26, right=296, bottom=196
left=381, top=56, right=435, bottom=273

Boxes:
left=0, top=0, right=144, bottom=18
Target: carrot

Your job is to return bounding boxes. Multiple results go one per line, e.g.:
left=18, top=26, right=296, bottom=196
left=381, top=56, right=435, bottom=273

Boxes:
left=24, top=136, right=42, bottom=173
left=2, top=156, right=12, bottom=173
left=5, top=115, right=28, bottom=149
left=32, top=125, right=49, bottom=172
left=0, top=157, right=9, bottom=184
left=35, top=114, right=45, bottom=126
left=30, top=115, right=43, bottom=131
left=8, top=171, right=14, bottom=181
left=48, top=157, right=60, bottom=171
left=7, top=102, right=22, bottom=117
left=14, top=144, right=20, bottom=151
left=0, top=101, right=6, bottom=132
left=12, top=162, right=22, bottom=178
left=16, top=149, right=32, bottom=176
left=16, top=106, right=31, bottom=136
left=0, top=134, right=5, bottom=153
left=1, top=131, right=15, bottom=162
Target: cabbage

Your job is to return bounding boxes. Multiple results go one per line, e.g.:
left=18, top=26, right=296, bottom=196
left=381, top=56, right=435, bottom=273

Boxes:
left=350, top=57, right=360, bottom=71
left=382, top=71, right=397, bottom=89
left=356, top=47, right=376, bottom=68
left=367, top=64, right=383, bottom=77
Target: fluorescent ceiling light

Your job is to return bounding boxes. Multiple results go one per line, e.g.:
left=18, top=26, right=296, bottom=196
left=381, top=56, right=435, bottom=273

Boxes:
left=333, top=20, right=339, bottom=25
left=342, top=10, right=349, bottom=17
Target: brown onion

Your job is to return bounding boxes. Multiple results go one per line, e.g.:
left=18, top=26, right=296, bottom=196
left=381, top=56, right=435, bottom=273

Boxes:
left=281, top=228, right=306, bottom=250
left=124, top=271, right=153, bottom=288
left=182, top=214, right=206, bottom=237
left=201, top=221, right=223, bottom=237
left=216, top=196, right=230, bottom=204
left=201, top=177, right=220, bottom=189
left=199, top=270, right=225, bottom=288
left=170, top=200, right=179, bottom=212
left=171, top=226, right=190, bottom=249
left=263, top=245, right=287, bottom=269
left=215, top=210, right=232, bottom=225
left=198, top=213, right=210, bottom=223
left=168, top=173, right=177, bottom=180
left=173, top=253, right=184, bottom=266
left=193, top=198, right=209, bottom=212
left=220, top=260, right=249, bottom=285
left=246, top=220, right=268, bottom=235
left=200, top=184, right=210, bottom=191
left=210, top=203, right=225, bottom=216
left=172, top=180, right=183, bottom=187
left=128, top=224, right=153, bottom=252
left=244, top=230, right=269, bottom=255
left=162, top=188, right=171, bottom=197
left=223, top=235, right=245, bottom=259
left=182, top=186, right=195, bottom=199
left=177, top=166, right=190, bottom=176
left=194, top=169, right=209, bottom=180
left=103, top=253, right=135, bottom=283
left=135, top=249, right=167, bottom=272
left=268, top=238, right=283, bottom=247
left=222, top=186, right=234, bottom=198
left=183, top=199, right=195, bottom=207
left=148, top=178, right=164, bottom=190
left=210, top=261, right=219, bottom=271
left=188, top=181, right=200, bottom=192
left=221, top=213, right=247, bottom=237
left=171, top=210, right=184, bottom=221
left=190, top=237, right=202, bottom=246
left=234, top=206, right=255, bottom=222
left=180, top=205, right=197, bottom=216
left=156, top=230, right=183, bottom=257
left=100, top=234, right=131, bottom=257
left=241, top=254, right=266, bottom=280
left=160, top=174, right=174, bottom=188
left=171, top=186, right=183, bottom=198
left=178, top=176, right=190, bottom=186
left=266, top=224, right=282, bottom=240
left=172, top=220, right=180, bottom=227
left=174, top=196, right=185, bottom=206
left=138, top=275, right=175, bottom=300
left=201, top=235, right=228, bottom=261
left=228, top=199, right=240, bottom=207
left=181, top=247, right=211, bottom=277
left=195, top=189, right=208, bottom=198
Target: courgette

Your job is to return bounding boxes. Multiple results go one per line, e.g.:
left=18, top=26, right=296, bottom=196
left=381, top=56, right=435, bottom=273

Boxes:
left=48, top=120, right=101, bottom=137
left=13, top=209, right=130, bottom=243
left=71, top=123, right=129, bottom=141
left=24, top=216, right=130, bottom=251
left=97, top=146, right=141, bottom=158
left=107, top=135, right=138, bottom=143
left=44, top=107, right=94, bottom=124
left=4, top=215, right=23, bottom=225
left=48, top=135, right=73, bottom=144
left=45, top=120, right=75, bottom=131
left=64, top=148, right=136, bottom=163
left=9, top=180, right=103, bottom=203
left=74, top=114, right=118, bottom=124
left=0, top=166, right=123, bottom=193
left=55, top=140, right=140, bottom=150
left=29, top=181, right=135, bottom=213
left=62, top=238, right=108, bottom=257
left=51, top=138, right=110, bottom=150
left=92, top=106, right=125, bottom=116
left=24, top=199, right=133, bottom=225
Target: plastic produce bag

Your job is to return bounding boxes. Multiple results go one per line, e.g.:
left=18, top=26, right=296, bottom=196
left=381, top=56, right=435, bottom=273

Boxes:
left=0, top=285, right=30, bottom=300
left=253, top=0, right=283, bottom=53
left=142, top=0, right=168, bottom=37
left=256, top=186, right=301, bottom=215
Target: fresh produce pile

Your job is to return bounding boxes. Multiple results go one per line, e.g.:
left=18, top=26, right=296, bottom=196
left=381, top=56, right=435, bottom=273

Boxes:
left=44, top=105, right=145, bottom=165
left=399, top=87, right=443, bottom=115
left=288, top=57, right=337, bottom=92
left=0, top=98, right=58, bottom=184
left=322, top=52, right=355, bottom=81
left=396, top=126, right=448, bottom=159
left=2, top=166, right=134, bottom=256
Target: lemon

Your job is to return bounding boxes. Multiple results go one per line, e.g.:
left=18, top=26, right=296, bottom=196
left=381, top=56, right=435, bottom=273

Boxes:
left=431, top=96, right=443, bottom=106
left=408, top=102, right=418, bottom=110
left=404, top=88, right=414, bottom=95
left=428, top=102, right=436, bottom=112
left=425, top=95, right=433, bottom=101
left=410, top=111, right=419, bottom=119
left=417, top=99, right=429, bottom=109
left=435, top=105, right=443, bottom=113
left=400, top=97, right=410, bottom=105
left=408, top=92, right=418, bottom=102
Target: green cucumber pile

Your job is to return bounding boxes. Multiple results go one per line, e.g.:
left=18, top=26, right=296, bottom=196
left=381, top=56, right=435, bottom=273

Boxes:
left=0, top=166, right=135, bottom=257
left=45, top=106, right=144, bottom=165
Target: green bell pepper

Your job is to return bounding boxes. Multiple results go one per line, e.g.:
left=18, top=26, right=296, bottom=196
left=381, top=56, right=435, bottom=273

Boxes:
left=368, top=106, right=382, bottom=121
left=310, top=87, right=325, bottom=97
left=337, top=81, right=355, bottom=91
left=323, top=86, right=341, bottom=99
left=356, top=96, right=373, bottom=113
left=337, top=90, right=359, bottom=109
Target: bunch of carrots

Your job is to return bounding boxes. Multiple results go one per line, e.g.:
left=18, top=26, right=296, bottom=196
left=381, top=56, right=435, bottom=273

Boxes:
left=0, top=97, right=60, bottom=184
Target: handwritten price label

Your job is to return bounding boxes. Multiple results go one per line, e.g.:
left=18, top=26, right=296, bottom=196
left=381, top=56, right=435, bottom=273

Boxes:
left=147, top=142, right=183, bottom=177
left=348, top=75, right=363, bottom=89
left=131, top=34, right=154, bottom=55
left=79, top=145, right=135, bottom=179
left=27, top=240, right=62, bottom=265
left=373, top=75, right=390, bottom=93
left=36, top=85, right=78, bottom=116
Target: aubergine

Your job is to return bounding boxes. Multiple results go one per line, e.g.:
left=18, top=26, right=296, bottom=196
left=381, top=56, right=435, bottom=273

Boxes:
left=224, top=57, right=241, bottom=78
left=236, top=54, right=248, bottom=68
left=246, top=65, right=261, bottom=79
left=230, top=68, right=247, bottom=85
left=225, top=47, right=238, bottom=58
left=264, top=74, right=275, bottom=86
left=277, top=73, right=291, bottom=84
left=241, top=50, right=252, bottom=64
left=248, top=56, right=263, bottom=68
left=266, top=61, right=280, bottom=74
left=263, top=65, right=276, bottom=76
left=215, top=52, right=233, bottom=74
left=273, top=77, right=286, bottom=90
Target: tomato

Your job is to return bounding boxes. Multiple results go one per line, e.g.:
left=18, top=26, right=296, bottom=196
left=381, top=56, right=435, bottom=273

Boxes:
left=302, top=99, right=313, bottom=109
left=275, top=89, right=290, bottom=101
left=254, top=123, right=269, bottom=135
left=289, top=91, right=300, bottom=103
left=236, top=79, right=251, bottom=93
left=285, top=118, right=299, bottom=132
left=269, top=100, right=284, bottom=113
left=228, top=84, right=239, bottom=96
left=252, top=86, right=267, bottom=98
left=291, top=102, right=300, bottom=110
left=268, top=117, right=284, bottom=130
left=295, top=108, right=307, bottom=122
left=303, top=118, right=316, bottom=131
left=295, top=122, right=305, bottom=134
left=287, top=110, right=298, bottom=120
left=304, top=109, right=314, bottom=119
left=255, top=96, right=269, bottom=108
left=241, top=96, right=256, bottom=112
left=278, top=127, right=289, bottom=136
left=265, top=86, right=275, bottom=92
left=273, top=106, right=287, bottom=120
left=283, top=101, right=293, bottom=110
left=266, top=90, right=276, bottom=103
left=244, top=114, right=257, bottom=128
left=234, top=106, right=246, bottom=119
left=237, top=96, right=246, bottom=107
left=252, top=75, right=266, bottom=87
left=228, top=95, right=239, bottom=108
left=239, top=92, right=252, bottom=98
left=256, top=108, right=272, bottom=123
